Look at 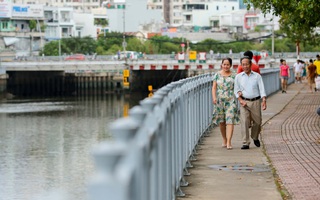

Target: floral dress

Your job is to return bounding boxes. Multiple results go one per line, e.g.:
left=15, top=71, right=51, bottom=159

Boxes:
left=212, top=71, right=239, bottom=125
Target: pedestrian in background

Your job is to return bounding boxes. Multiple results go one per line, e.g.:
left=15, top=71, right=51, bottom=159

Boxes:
left=237, top=50, right=261, bottom=74
left=234, top=56, right=267, bottom=150
left=307, top=59, right=317, bottom=93
left=293, top=59, right=303, bottom=83
left=117, top=50, right=120, bottom=60
left=279, top=59, right=290, bottom=93
left=313, top=55, right=320, bottom=76
left=301, top=60, right=307, bottom=80
left=212, top=58, right=239, bottom=150
left=209, top=49, right=214, bottom=60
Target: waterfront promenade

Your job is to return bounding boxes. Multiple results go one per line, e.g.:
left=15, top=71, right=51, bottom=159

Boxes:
left=178, top=81, right=320, bottom=200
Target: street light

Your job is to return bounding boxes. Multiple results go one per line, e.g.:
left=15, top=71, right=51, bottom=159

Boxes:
left=271, top=16, right=274, bottom=59
left=122, top=3, right=126, bottom=57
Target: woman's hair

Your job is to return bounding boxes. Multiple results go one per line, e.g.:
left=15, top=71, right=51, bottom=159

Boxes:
left=221, top=57, right=232, bottom=66
left=309, top=59, right=313, bottom=63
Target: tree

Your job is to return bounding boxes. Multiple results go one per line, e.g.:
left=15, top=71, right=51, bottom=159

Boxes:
left=245, top=0, right=320, bottom=53
left=97, top=32, right=123, bottom=52
left=126, top=37, right=145, bottom=53
left=149, top=35, right=173, bottom=53
left=40, top=41, right=60, bottom=56
left=29, top=20, right=37, bottom=31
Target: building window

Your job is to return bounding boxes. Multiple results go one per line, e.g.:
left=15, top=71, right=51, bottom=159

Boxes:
left=216, top=6, right=219, bottom=10
left=3, top=21, right=8, bottom=29
left=232, top=6, right=234, bottom=10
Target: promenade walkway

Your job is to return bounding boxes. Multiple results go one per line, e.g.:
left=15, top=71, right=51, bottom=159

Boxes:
left=178, top=81, right=320, bottom=200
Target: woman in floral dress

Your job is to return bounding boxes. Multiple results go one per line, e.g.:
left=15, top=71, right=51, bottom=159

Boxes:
left=212, top=57, right=239, bottom=149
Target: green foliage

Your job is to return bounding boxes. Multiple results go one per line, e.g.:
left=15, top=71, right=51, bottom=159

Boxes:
left=40, top=24, right=46, bottom=32
left=61, top=36, right=97, bottom=54
left=97, top=32, right=123, bottom=51
left=29, top=20, right=37, bottom=31
left=95, top=46, right=105, bottom=55
left=40, top=36, right=96, bottom=55
left=160, top=42, right=180, bottom=54
left=126, top=37, right=145, bottom=53
left=244, top=0, right=320, bottom=42
left=143, top=40, right=159, bottom=54
left=40, top=30, right=320, bottom=56
left=149, top=35, right=175, bottom=53
left=94, top=18, right=108, bottom=26
left=40, top=41, right=60, bottom=56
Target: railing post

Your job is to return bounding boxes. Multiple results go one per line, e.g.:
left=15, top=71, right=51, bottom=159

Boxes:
left=88, top=141, right=127, bottom=200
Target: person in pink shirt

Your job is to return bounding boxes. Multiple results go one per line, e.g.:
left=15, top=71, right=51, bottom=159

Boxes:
left=279, top=59, right=290, bottom=93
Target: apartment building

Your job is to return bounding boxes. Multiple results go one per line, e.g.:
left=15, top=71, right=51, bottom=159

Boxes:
left=0, top=1, right=107, bottom=56
left=0, top=2, right=46, bottom=55
left=11, top=0, right=100, bottom=13
left=106, top=0, right=162, bottom=32
left=148, top=0, right=239, bottom=28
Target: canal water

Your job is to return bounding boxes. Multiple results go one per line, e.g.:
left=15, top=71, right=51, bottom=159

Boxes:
left=0, top=93, right=146, bottom=200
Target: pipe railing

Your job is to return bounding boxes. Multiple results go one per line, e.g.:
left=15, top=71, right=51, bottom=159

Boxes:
left=88, top=67, right=293, bottom=200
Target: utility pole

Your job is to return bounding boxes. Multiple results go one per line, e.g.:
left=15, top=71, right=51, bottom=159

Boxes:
left=271, top=17, right=274, bottom=59
left=122, top=4, right=126, bottom=53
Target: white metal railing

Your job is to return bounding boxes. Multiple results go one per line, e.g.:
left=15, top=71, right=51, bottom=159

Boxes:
left=88, top=67, right=291, bottom=200
left=88, top=74, right=213, bottom=200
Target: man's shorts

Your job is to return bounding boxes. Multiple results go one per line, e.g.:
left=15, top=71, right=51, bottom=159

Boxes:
left=295, top=72, right=301, bottom=77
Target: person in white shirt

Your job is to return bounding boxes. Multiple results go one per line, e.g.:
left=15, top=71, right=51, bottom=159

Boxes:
left=293, top=60, right=303, bottom=83
left=234, top=56, right=267, bottom=150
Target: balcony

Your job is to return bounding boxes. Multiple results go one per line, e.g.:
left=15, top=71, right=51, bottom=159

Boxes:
left=0, top=31, right=45, bottom=38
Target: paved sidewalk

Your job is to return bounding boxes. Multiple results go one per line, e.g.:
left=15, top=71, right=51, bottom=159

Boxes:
left=177, top=82, right=320, bottom=200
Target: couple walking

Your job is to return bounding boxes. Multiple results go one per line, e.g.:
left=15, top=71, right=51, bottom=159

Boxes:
left=212, top=51, right=267, bottom=150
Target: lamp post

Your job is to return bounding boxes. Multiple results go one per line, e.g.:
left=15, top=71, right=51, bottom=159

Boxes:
left=271, top=17, right=274, bottom=59
left=122, top=3, right=126, bottom=55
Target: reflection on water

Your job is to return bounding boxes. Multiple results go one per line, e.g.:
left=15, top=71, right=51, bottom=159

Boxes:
left=0, top=93, right=146, bottom=200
